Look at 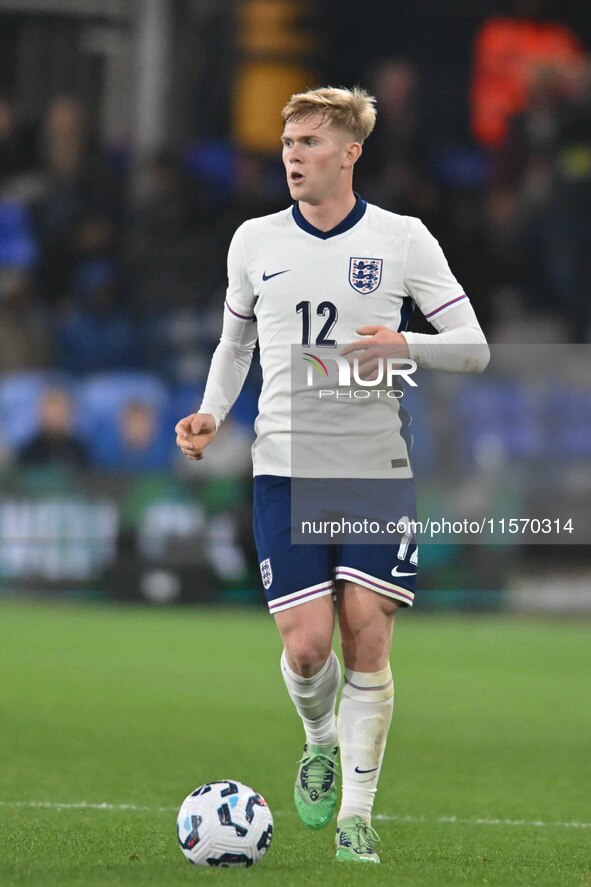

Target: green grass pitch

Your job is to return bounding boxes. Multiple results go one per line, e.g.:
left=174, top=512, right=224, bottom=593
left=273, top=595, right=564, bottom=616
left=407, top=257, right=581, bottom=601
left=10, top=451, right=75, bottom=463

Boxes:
left=0, top=601, right=590, bottom=886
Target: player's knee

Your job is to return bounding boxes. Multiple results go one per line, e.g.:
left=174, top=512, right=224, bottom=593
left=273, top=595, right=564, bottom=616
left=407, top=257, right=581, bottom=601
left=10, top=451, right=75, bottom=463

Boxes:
left=283, top=637, right=332, bottom=677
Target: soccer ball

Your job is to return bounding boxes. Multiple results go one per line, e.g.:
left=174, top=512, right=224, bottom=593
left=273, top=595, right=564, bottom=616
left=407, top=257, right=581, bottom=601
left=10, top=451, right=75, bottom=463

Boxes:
left=176, top=780, right=273, bottom=867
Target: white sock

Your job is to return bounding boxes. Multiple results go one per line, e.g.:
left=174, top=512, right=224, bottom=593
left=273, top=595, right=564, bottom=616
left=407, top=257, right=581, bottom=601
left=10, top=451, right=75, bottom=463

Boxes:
left=337, top=665, right=394, bottom=823
left=280, top=649, right=341, bottom=746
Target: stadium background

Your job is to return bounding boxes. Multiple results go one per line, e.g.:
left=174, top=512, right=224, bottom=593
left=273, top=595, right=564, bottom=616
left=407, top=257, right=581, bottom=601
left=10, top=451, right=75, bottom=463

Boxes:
left=1, top=3, right=591, bottom=886
left=0, top=0, right=590, bottom=611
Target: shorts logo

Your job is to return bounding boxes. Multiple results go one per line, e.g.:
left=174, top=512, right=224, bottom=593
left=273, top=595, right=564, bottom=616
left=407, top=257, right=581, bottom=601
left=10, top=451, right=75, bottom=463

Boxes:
left=349, top=257, right=383, bottom=294
left=260, top=558, right=273, bottom=590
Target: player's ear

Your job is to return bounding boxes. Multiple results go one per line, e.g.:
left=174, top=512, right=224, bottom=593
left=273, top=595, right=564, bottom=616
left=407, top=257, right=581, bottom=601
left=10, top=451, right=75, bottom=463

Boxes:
left=343, top=141, right=362, bottom=168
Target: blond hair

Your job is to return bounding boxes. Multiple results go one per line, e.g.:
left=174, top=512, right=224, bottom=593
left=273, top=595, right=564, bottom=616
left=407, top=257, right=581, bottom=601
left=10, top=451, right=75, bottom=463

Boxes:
left=281, top=86, right=377, bottom=143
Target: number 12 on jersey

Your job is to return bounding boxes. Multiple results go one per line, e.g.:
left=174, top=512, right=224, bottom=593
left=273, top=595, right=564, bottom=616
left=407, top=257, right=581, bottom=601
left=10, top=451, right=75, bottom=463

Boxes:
left=296, top=301, right=338, bottom=347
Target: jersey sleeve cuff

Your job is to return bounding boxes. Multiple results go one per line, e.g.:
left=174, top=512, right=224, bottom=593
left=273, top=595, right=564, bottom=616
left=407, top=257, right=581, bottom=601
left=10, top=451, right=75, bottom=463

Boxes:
left=197, top=405, right=221, bottom=430
left=400, top=331, right=418, bottom=361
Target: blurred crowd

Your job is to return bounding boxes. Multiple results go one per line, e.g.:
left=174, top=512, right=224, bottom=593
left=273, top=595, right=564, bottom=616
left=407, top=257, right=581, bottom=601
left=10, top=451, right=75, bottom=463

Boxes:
left=0, top=1, right=590, bottom=474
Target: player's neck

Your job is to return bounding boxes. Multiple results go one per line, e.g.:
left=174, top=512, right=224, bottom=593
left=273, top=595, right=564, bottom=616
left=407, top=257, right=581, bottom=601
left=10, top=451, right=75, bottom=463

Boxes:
left=297, top=191, right=357, bottom=233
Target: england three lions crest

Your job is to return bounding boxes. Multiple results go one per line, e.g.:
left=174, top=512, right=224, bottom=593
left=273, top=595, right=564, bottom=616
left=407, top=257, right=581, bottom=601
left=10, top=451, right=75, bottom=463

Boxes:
left=260, top=558, right=273, bottom=590
left=349, top=257, right=383, bottom=294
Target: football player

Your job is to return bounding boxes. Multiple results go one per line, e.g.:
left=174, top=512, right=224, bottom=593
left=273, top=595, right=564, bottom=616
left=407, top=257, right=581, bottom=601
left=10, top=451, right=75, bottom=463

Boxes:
left=176, top=87, right=489, bottom=863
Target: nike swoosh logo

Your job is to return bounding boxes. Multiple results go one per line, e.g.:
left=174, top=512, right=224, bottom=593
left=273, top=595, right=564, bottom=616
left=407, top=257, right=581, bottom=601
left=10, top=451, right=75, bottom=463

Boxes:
left=391, top=566, right=417, bottom=577
left=262, top=269, right=290, bottom=281
left=354, top=766, right=378, bottom=774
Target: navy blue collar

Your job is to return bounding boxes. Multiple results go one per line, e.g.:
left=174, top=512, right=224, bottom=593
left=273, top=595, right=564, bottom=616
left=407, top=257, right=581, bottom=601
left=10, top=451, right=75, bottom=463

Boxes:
left=292, top=193, right=367, bottom=239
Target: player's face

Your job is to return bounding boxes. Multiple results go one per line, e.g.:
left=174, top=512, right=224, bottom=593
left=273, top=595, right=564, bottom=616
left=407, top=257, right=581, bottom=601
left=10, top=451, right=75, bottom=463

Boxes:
left=281, top=115, right=358, bottom=205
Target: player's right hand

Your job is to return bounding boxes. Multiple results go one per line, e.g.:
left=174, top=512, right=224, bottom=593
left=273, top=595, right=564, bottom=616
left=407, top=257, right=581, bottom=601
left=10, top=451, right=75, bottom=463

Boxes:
left=175, top=413, right=217, bottom=461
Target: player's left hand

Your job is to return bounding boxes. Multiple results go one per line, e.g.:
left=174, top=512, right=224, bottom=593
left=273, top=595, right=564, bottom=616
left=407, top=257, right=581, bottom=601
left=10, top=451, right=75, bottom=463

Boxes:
left=341, top=325, right=410, bottom=380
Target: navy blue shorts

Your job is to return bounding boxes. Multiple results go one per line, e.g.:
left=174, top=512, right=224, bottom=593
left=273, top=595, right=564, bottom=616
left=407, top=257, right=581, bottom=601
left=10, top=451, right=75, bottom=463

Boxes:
left=253, top=475, right=417, bottom=615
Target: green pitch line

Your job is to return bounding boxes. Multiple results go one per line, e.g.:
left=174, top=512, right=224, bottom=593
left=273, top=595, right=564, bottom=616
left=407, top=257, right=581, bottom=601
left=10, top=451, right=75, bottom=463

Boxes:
left=0, top=602, right=590, bottom=886
left=1, top=801, right=590, bottom=831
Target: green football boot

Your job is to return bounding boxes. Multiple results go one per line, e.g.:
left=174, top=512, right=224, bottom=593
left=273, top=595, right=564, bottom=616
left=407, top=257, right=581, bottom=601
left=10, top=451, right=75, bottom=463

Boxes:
left=335, top=815, right=381, bottom=863
left=294, top=742, right=339, bottom=829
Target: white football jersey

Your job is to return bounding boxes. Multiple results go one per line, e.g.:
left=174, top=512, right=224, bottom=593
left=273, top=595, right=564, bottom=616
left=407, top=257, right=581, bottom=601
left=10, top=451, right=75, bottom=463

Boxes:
left=204, top=197, right=470, bottom=478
